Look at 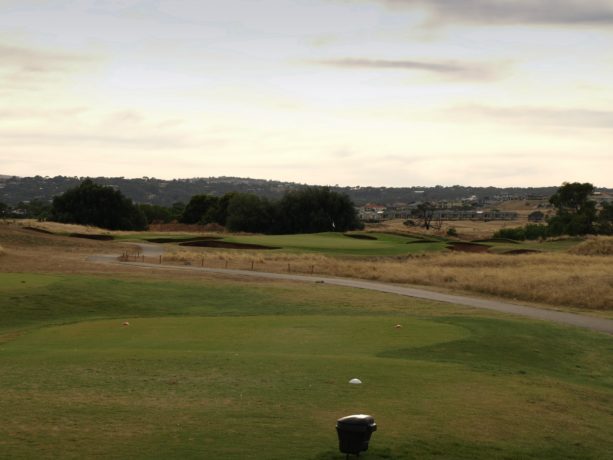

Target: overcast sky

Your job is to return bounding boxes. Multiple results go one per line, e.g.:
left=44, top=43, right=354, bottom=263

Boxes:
left=1, top=0, right=612, bottom=187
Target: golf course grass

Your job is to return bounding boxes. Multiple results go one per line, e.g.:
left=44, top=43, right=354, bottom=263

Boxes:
left=223, top=232, right=447, bottom=256
left=1, top=273, right=611, bottom=459
left=114, top=230, right=583, bottom=257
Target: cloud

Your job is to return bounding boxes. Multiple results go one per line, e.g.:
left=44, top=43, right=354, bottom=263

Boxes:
left=0, top=130, right=191, bottom=150
left=0, top=43, right=96, bottom=90
left=451, top=105, right=613, bottom=129
left=365, top=0, right=613, bottom=26
left=0, top=107, right=88, bottom=120
left=314, top=58, right=506, bottom=80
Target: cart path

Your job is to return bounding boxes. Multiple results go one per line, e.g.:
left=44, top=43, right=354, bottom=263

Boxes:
left=90, top=246, right=613, bottom=335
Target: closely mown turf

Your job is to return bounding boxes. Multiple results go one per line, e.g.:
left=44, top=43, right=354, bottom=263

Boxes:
left=223, top=232, right=447, bottom=255
left=117, top=230, right=582, bottom=256
left=0, top=273, right=611, bottom=459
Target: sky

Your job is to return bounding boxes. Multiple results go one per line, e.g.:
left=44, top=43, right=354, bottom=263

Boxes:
left=1, top=0, right=612, bottom=187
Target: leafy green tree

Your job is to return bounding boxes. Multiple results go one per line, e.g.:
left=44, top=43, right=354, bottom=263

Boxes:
left=179, top=195, right=220, bottom=224
left=138, top=204, right=174, bottom=224
left=225, top=193, right=273, bottom=233
left=0, top=201, right=9, bottom=218
left=274, top=187, right=361, bottom=234
left=208, top=192, right=236, bottom=226
left=50, top=179, right=147, bottom=230
left=547, top=182, right=597, bottom=236
left=170, top=202, right=185, bottom=221
left=596, top=202, right=613, bottom=235
left=16, top=199, right=52, bottom=220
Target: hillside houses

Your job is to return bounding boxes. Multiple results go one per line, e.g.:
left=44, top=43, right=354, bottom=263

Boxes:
left=357, top=203, right=518, bottom=222
left=592, top=191, right=613, bottom=205
left=430, top=210, right=518, bottom=221
left=358, top=203, right=387, bottom=222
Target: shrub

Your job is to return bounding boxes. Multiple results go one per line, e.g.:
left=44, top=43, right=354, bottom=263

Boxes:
left=523, top=224, right=548, bottom=240
left=494, top=227, right=526, bottom=240
left=494, top=224, right=547, bottom=241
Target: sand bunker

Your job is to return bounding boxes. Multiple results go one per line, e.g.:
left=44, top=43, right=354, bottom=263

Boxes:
left=343, top=233, right=378, bottom=240
left=179, top=240, right=279, bottom=250
left=69, top=233, right=114, bottom=241
left=446, top=242, right=490, bottom=253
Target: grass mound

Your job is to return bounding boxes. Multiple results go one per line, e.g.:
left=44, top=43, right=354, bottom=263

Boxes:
left=343, top=233, right=378, bottom=240
left=569, top=236, right=613, bottom=256
left=145, top=236, right=222, bottom=244
left=23, top=226, right=54, bottom=234
left=501, top=249, right=542, bottom=255
left=472, top=237, right=520, bottom=244
left=179, top=240, right=280, bottom=250
left=446, top=242, right=490, bottom=253
left=0, top=245, right=5, bottom=257
left=69, top=232, right=114, bottom=241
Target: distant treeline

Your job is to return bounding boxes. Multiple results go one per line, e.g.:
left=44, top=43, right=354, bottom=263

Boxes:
left=494, top=182, right=613, bottom=239
left=2, top=175, right=598, bottom=207
left=27, top=180, right=362, bottom=233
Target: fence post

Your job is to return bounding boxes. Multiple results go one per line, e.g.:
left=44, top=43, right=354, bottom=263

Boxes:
left=251, top=261, right=254, bottom=271
left=310, top=265, right=314, bottom=275
left=225, top=260, right=228, bottom=269
left=201, top=257, right=204, bottom=267
left=159, top=255, right=162, bottom=264
left=288, top=263, right=291, bottom=273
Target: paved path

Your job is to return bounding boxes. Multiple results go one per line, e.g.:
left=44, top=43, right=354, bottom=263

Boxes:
left=92, top=245, right=613, bottom=335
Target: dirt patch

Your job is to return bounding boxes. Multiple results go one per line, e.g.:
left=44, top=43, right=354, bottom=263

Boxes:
left=148, top=222, right=226, bottom=232
left=446, top=242, right=491, bottom=253
left=473, top=238, right=520, bottom=244
left=69, top=233, right=114, bottom=241
left=502, top=249, right=542, bottom=255
left=23, top=226, right=55, bottom=235
left=178, top=240, right=279, bottom=250
left=145, top=236, right=222, bottom=244
left=344, top=233, right=377, bottom=240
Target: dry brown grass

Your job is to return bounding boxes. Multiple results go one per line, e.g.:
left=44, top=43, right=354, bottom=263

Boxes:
left=367, top=218, right=536, bottom=240
left=0, top=245, right=5, bottom=257
left=163, top=248, right=613, bottom=310
left=14, top=219, right=112, bottom=235
left=569, top=236, right=613, bottom=256
left=3, top=221, right=611, bottom=311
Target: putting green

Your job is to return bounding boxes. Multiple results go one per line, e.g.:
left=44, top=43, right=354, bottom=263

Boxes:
left=2, top=315, right=611, bottom=459
left=4, top=316, right=468, bottom=356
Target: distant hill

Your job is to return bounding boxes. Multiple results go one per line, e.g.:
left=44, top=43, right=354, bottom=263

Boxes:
left=0, top=175, right=610, bottom=207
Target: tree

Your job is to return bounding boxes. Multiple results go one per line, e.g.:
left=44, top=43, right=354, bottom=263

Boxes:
left=412, top=202, right=436, bottom=230
left=596, top=202, right=613, bottom=235
left=179, top=195, right=219, bottom=224
left=139, top=204, right=174, bottom=224
left=50, top=179, right=147, bottom=230
left=225, top=193, right=273, bottom=233
left=273, top=187, right=362, bottom=234
left=170, top=202, right=186, bottom=221
left=17, top=199, right=52, bottom=220
left=0, top=201, right=9, bottom=218
left=547, top=182, right=597, bottom=236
